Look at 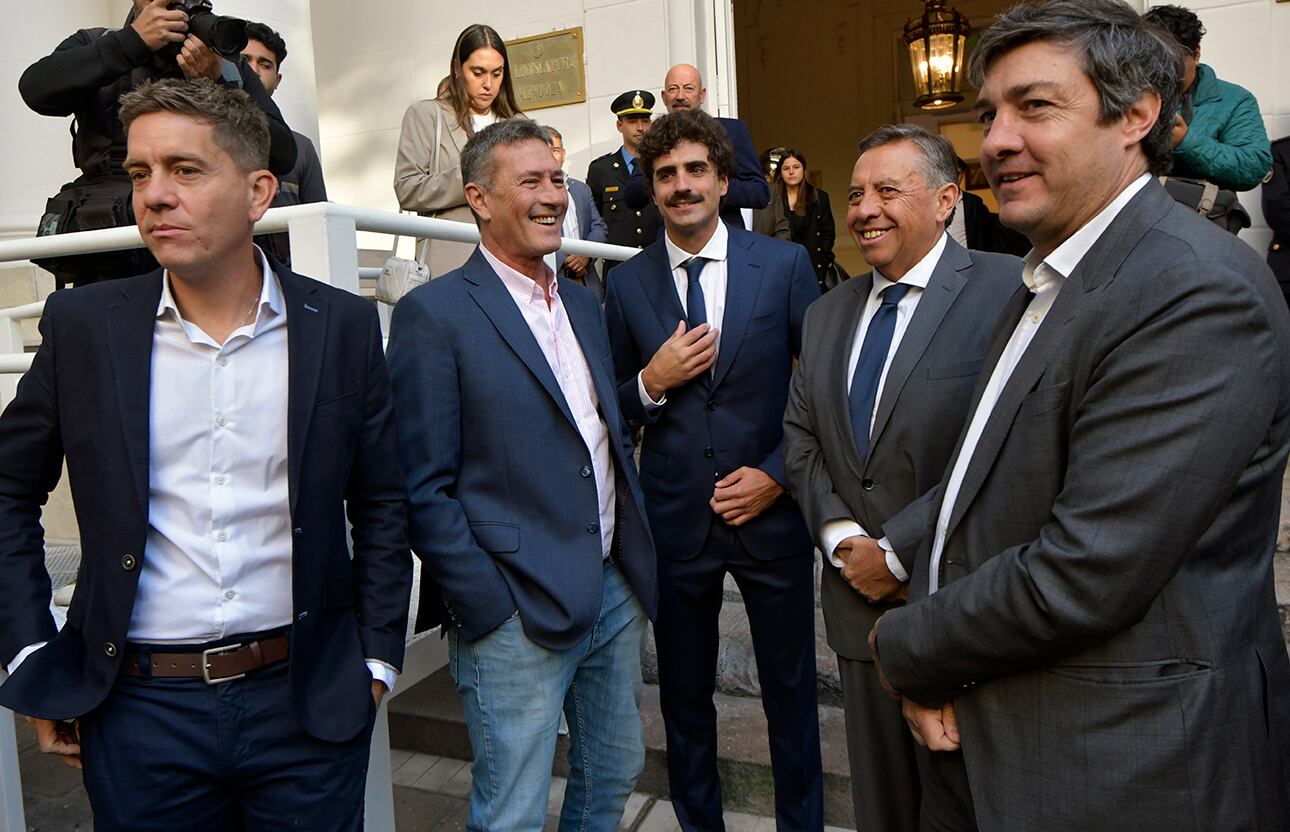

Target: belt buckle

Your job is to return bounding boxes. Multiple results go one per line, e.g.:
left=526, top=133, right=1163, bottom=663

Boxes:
left=201, top=644, right=247, bottom=685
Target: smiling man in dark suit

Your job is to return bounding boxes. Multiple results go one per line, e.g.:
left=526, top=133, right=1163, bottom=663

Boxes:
left=0, top=79, right=410, bottom=831
left=387, top=118, right=657, bottom=832
left=783, top=124, right=1019, bottom=832
left=604, top=108, right=823, bottom=831
left=868, top=2, right=1290, bottom=830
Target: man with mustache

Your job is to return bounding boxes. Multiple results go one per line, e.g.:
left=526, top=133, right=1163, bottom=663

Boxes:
left=604, top=108, right=824, bottom=831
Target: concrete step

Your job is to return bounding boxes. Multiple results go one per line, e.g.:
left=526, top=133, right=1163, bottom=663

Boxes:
left=388, top=669, right=857, bottom=829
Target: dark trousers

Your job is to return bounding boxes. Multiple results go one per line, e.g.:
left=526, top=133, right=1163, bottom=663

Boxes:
left=79, top=641, right=375, bottom=831
left=916, top=747, right=978, bottom=832
left=837, top=655, right=920, bottom=832
left=654, top=522, right=824, bottom=831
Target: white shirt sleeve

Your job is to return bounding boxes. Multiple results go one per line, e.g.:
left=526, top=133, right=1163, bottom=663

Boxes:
left=637, top=371, right=666, bottom=411
left=6, top=642, right=48, bottom=677
left=877, top=536, right=908, bottom=583
left=820, top=519, right=868, bottom=568
left=366, top=658, right=399, bottom=694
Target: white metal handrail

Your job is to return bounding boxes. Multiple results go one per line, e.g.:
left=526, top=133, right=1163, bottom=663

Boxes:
left=0, top=201, right=643, bottom=832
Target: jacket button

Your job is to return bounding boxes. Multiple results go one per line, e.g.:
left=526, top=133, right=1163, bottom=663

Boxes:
left=121, top=554, right=136, bottom=571
left=587, top=522, right=599, bottom=534
left=635, top=210, right=642, bottom=217
left=705, top=401, right=718, bottom=412
left=636, top=228, right=643, bottom=234
left=862, top=478, right=875, bottom=490
left=704, top=446, right=714, bottom=458
left=103, top=642, right=117, bottom=658
left=580, top=465, right=592, bottom=478
left=611, top=204, right=618, bottom=211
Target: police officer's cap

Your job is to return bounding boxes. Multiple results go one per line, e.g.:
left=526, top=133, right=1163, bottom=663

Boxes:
left=612, top=90, right=655, bottom=117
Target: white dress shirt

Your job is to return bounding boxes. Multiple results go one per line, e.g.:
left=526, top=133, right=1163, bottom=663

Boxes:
left=638, top=220, right=730, bottom=409
left=819, top=233, right=948, bottom=582
left=927, top=174, right=1150, bottom=593
left=9, top=250, right=397, bottom=692
left=481, top=245, right=617, bottom=557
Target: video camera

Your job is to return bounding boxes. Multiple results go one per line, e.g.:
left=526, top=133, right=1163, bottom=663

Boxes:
left=160, top=1, right=248, bottom=60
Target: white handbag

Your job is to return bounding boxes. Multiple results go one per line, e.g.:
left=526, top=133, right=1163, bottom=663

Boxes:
left=375, top=229, right=430, bottom=305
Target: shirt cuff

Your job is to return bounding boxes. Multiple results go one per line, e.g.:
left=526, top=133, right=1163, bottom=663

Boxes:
left=7, top=642, right=48, bottom=677
left=637, top=371, right=665, bottom=411
left=366, top=659, right=399, bottom=694
left=820, top=519, right=868, bottom=568
left=878, top=537, right=908, bottom=583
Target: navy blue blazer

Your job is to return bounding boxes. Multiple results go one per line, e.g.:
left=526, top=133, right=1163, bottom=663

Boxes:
left=0, top=258, right=411, bottom=743
left=387, top=248, right=657, bottom=650
left=604, top=227, right=819, bottom=560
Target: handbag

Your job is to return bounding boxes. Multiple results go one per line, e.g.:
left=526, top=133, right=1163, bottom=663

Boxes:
left=1158, top=175, right=1251, bottom=235
left=375, top=228, right=430, bottom=305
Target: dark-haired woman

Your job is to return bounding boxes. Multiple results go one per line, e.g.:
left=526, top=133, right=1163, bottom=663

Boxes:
left=778, top=150, right=837, bottom=293
left=394, top=24, right=523, bottom=276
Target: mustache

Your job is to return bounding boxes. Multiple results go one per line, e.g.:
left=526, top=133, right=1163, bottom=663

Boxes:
left=666, top=192, right=703, bottom=207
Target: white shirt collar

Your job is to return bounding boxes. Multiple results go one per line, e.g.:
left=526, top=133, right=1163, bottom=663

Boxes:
left=664, top=219, right=729, bottom=272
left=873, top=232, right=948, bottom=294
left=480, top=243, right=558, bottom=304
left=157, top=245, right=283, bottom=331
left=1022, top=173, right=1150, bottom=291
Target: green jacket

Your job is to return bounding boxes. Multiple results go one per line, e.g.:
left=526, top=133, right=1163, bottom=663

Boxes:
left=1172, top=64, right=1271, bottom=191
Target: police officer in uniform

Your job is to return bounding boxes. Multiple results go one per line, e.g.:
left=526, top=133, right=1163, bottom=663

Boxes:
left=586, top=90, right=661, bottom=276
left=1262, top=135, right=1290, bottom=310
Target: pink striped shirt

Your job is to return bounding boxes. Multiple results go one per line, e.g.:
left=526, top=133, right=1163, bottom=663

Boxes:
left=481, top=245, right=616, bottom=558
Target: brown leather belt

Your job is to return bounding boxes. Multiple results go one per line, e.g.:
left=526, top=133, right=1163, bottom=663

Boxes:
left=121, top=635, right=288, bottom=684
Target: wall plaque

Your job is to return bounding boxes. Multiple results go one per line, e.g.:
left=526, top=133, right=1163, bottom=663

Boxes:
left=506, top=27, right=587, bottom=111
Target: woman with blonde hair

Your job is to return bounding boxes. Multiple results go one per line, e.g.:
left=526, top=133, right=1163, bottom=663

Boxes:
left=394, top=24, right=523, bottom=275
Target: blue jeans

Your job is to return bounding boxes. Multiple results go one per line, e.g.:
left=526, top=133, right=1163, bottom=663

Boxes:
left=449, top=561, right=646, bottom=832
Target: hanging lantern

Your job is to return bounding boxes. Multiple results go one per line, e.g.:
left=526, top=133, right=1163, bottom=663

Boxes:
left=903, top=0, right=970, bottom=111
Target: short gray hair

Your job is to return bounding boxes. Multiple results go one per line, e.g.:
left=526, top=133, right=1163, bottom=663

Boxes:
left=542, top=125, right=562, bottom=145
left=119, top=79, right=269, bottom=172
left=856, top=124, right=958, bottom=188
left=460, top=118, right=551, bottom=191
left=969, top=0, right=1181, bottom=175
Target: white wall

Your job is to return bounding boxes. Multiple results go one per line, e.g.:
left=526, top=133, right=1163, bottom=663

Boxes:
left=1145, top=0, right=1290, bottom=253
left=308, top=0, right=705, bottom=248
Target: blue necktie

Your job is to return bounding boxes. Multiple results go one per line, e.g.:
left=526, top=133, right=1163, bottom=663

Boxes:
left=849, top=282, right=911, bottom=462
left=684, top=257, right=708, bottom=330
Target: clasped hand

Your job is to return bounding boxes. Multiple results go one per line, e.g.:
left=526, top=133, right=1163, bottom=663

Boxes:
left=834, top=535, right=906, bottom=603
left=710, top=466, right=783, bottom=526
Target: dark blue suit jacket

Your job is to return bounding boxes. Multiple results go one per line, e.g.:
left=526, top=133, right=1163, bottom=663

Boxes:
left=0, top=259, right=411, bottom=743
left=604, top=227, right=818, bottom=560
left=387, top=249, right=657, bottom=650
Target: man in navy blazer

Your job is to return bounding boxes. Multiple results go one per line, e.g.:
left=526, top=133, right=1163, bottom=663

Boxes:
left=0, top=80, right=410, bottom=830
left=624, top=64, right=769, bottom=230
left=604, top=108, right=823, bottom=831
left=387, top=118, right=657, bottom=832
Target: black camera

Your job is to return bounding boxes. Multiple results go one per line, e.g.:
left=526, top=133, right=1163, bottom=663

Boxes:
left=168, top=1, right=248, bottom=58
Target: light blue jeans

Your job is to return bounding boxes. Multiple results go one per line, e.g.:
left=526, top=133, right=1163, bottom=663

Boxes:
left=448, top=561, right=647, bottom=832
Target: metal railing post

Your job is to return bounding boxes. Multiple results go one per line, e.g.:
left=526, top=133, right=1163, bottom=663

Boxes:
left=286, top=209, right=360, bottom=294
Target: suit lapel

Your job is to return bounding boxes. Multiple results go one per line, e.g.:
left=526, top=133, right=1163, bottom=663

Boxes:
left=564, top=289, right=626, bottom=446
left=867, top=243, right=970, bottom=455
left=108, top=272, right=163, bottom=518
left=942, top=181, right=1172, bottom=540
left=280, top=266, right=328, bottom=515
left=464, top=251, right=579, bottom=429
left=638, top=244, right=687, bottom=334
left=827, top=273, right=874, bottom=473
left=711, top=230, right=765, bottom=390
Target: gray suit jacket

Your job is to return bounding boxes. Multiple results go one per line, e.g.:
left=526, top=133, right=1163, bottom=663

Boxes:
left=878, top=179, right=1290, bottom=831
left=557, top=177, right=609, bottom=300
left=783, top=238, right=1019, bottom=660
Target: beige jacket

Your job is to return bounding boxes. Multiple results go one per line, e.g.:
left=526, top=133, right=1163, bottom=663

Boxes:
left=393, top=99, right=477, bottom=277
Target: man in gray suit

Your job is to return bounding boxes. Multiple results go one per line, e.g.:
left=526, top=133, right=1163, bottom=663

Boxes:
left=868, top=2, right=1290, bottom=830
left=544, top=125, right=610, bottom=300
left=783, top=125, right=1018, bottom=832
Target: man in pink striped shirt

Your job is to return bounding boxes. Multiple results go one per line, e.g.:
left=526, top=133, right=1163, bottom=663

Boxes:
left=387, top=118, right=658, bottom=832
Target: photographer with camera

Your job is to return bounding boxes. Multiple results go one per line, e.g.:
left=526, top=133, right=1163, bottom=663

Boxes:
left=19, top=0, right=296, bottom=287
